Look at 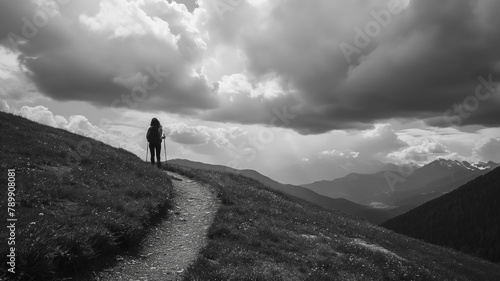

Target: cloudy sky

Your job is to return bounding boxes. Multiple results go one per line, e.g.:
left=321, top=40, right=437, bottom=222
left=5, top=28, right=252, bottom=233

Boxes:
left=1, top=0, right=500, bottom=184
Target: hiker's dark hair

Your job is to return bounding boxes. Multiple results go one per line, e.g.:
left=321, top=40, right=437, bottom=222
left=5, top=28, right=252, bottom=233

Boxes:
left=150, top=118, right=161, bottom=127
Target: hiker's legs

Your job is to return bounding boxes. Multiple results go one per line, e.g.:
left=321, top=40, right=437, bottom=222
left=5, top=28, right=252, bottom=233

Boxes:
left=149, top=143, right=156, bottom=165
left=155, top=143, right=161, bottom=167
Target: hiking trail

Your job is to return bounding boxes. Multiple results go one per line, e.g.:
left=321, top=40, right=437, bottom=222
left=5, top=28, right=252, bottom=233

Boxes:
left=94, top=171, right=219, bottom=281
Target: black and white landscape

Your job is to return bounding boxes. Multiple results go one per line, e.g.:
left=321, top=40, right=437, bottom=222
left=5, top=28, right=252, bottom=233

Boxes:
left=1, top=0, right=500, bottom=280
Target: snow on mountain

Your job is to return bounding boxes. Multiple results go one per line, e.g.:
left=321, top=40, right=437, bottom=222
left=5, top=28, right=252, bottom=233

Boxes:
left=429, top=159, right=498, bottom=171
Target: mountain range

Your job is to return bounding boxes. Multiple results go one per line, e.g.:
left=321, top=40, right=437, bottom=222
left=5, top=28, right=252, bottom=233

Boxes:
left=303, top=159, right=499, bottom=209
left=266, top=159, right=403, bottom=185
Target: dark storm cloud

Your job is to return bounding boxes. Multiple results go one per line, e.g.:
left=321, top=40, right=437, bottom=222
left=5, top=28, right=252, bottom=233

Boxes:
left=0, top=0, right=218, bottom=114
left=200, top=0, right=500, bottom=133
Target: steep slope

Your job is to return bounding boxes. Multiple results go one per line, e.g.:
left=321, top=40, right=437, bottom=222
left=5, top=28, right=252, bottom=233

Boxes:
left=382, top=166, right=500, bottom=263
left=168, top=164, right=500, bottom=280
left=0, top=112, right=173, bottom=280
left=168, top=159, right=395, bottom=224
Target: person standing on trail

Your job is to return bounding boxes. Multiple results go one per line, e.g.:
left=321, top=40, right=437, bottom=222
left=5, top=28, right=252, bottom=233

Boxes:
left=146, top=118, right=165, bottom=168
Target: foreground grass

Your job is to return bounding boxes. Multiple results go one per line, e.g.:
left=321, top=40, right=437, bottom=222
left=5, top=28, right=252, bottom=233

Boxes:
left=0, top=112, right=173, bottom=281
left=167, top=164, right=500, bottom=281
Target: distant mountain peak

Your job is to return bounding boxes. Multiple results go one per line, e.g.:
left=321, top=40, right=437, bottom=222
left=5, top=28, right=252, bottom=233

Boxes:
left=427, top=159, right=455, bottom=169
left=426, top=158, right=497, bottom=171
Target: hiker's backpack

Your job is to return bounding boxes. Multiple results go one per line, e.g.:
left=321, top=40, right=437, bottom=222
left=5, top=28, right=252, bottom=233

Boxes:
left=147, top=126, right=161, bottom=143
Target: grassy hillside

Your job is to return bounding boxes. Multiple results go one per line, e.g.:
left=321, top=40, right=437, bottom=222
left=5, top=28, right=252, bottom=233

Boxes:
left=167, top=164, right=500, bottom=281
left=0, top=112, right=173, bottom=280
left=383, top=167, right=500, bottom=263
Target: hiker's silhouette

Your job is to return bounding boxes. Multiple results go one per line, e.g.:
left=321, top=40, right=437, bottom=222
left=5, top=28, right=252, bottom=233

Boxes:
left=146, top=118, right=165, bottom=168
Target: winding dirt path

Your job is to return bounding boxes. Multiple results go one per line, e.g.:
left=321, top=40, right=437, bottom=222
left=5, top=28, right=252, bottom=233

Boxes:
left=94, top=171, right=219, bottom=281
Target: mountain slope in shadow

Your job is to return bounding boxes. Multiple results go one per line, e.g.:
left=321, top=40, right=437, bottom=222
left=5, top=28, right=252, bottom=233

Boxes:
left=382, top=166, right=500, bottom=263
